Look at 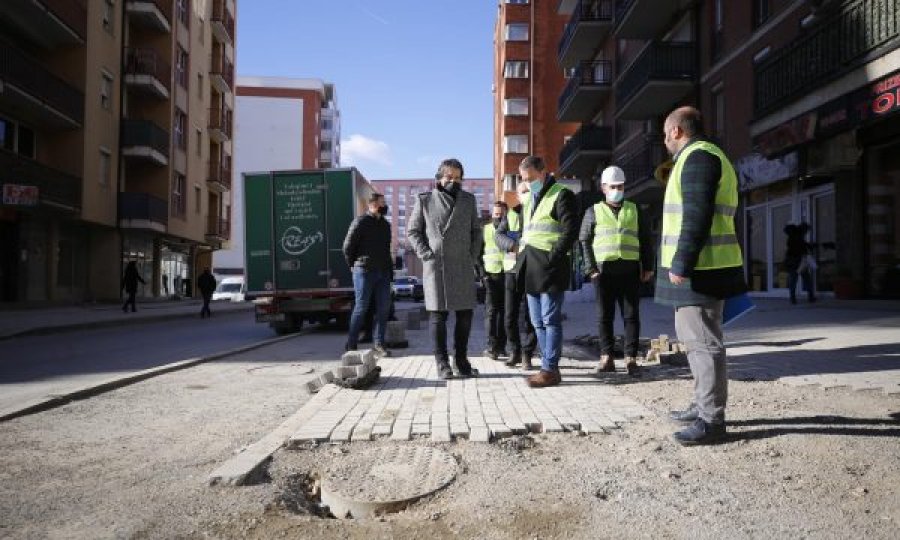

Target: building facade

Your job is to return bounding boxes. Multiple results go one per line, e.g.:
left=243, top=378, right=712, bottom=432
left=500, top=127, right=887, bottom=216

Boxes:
left=372, top=178, right=495, bottom=277
left=0, top=0, right=237, bottom=303
left=493, top=0, right=580, bottom=198
left=212, top=77, right=341, bottom=272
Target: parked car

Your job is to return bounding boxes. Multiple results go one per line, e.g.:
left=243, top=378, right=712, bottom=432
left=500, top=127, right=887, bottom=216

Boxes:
left=212, top=276, right=245, bottom=302
left=392, top=276, right=424, bottom=301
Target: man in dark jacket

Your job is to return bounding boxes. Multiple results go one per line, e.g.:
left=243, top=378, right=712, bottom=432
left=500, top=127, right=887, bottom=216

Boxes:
left=342, top=192, right=392, bottom=356
left=516, top=156, right=579, bottom=387
left=121, top=261, right=145, bottom=313
left=197, top=268, right=217, bottom=318
left=657, top=106, right=747, bottom=446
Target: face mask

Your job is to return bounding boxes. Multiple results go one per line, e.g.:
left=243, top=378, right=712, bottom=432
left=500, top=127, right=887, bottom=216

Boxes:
left=443, top=182, right=461, bottom=195
left=377, top=205, right=388, bottom=216
left=606, top=190, right=624, bottom=203
left=530, top=180, right=543, bottom=194
left=492, top=218, right=502, bottom=227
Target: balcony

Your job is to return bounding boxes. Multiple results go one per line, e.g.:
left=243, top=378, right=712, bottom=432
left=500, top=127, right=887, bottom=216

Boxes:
left=121, top=120, right=169, bottom=166
left=615, top=41, right=696, bottom=120
left=558, top=61, right=613, bottom=122
left=755, top=0, right=900, bottom=117
left=0, top=149, right=81, bottom=212
left=207, top=155, right=232, bottom=192
left=558, top=1, right=614, bottom=68
left=118, top=192, right=168, bottom=232
left=617, top=137, right=667, bottom=198
left=614, top=0, right=690, bottom=39
left=0, top=40, right=84, bottom=128
left=125, top=0, right=172, bottom=33
left=1, top=0, right=87, bottom=47
left=211, top=0, right=236, bottom=44
left=208, top=107, right=232, bottom=142
left=558, top=124, right=613, bottom=179
left=210, top=50, right=234, bottom=94
left=124, top=48, right=170, bottom=99
left=206, top=215, right=230, bottom=243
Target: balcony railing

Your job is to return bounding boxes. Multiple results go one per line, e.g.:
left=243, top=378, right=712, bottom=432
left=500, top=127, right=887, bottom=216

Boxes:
left=126, top=0, right=172, bottom=30
left=615, top=41, right=696, bottom=114
left=207, top=156, right=232, bottom=190
left=558, top=60, right=613, bottom=118
left=124, top=47, right=171, bottom=93
left=121, top=120, right=170, bottom=158
left=40, top=0, right=88, bottom=41
left=618, top=138, right=667, bottom=186
left=558, top=0, right=613, bottom=63
left=119, top=192, right=168, bottom=226
left=0, top=39, right=84, bottom=125
left=755, top=0, right=900, bottom=116
left=206, top=215, right=231, bottom=240
left=559, top=124, right=613, bottom=177
left=208, top=107, right=233, bottom=140
left=211, top=0, right=236, bottom=44
left=0, top=149, right=81, bottom=212
left=210, top=50, right=234, bottom=92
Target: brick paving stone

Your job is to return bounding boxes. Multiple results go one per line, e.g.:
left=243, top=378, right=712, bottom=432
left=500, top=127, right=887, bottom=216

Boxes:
left=469, top=426, right=491, bottom=442
left=431, top=424, right=451, bottom=442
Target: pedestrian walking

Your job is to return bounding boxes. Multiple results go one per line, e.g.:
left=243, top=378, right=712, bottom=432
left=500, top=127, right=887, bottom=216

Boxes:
left=197, top=268, right=217, bottom=318
left=657, top=106, right=747, bottom=446
left=516, top=156, right=578, bottom=388
left=784, top=222, right=817, bottom=304
left=494, top=183, right=538, bottom=370
left=342, top=192, right=393, bottom=357
left=162, top=273, right=169, bottom=296
left=121, top=261, right=145, bottom=313
left=580, top=165, right=655, bottom=377
left=479, top=201, right=508, bottom=360
left=407, top=158, right=483, bottom=380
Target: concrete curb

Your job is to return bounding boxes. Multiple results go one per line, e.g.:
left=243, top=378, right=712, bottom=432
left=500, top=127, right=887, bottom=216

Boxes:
left=0, top=330, right=302, bottom=423
left=0, top=304, right=254, bottom=341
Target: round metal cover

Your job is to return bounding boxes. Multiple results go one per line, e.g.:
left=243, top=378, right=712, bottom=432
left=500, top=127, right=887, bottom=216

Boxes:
left=320, top=446, right=457, bottom=519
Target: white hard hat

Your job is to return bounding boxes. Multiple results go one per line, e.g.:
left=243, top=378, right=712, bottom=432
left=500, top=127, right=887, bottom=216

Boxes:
left=600, top=165, right=626, bottom=186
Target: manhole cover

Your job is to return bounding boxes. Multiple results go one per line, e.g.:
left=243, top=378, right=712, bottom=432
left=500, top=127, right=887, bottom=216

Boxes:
left=321, top=446, right=457, bottom=519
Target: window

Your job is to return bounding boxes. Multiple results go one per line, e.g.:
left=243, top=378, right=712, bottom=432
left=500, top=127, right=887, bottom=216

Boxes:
left=0, top=117, right=14, bottom=152
left=172, top=173, right=186, bottom=217
left=175, top=47, right=188, bottom=89
left=99, top=148, right=111, bottom=186
left=101, top=71, right=113, bottom=110
left=16, top=125, right=34, bottom=158
left=712, top=86, right=725, bottom=144
left=505, top=23, right=529, bottom=41
left=503, top=174, right=520, bottom=191
left=197, top=72, right=203, bottom=98
left=102, top=0, right=115, bottom=34
left=176, top=0, right=189, bottom=26
left=195, top=128, right=202, bottom=156
left=711, top=0, right=724, bottom=60
left=504, top=61, right=529, bottom=78
left=174, top=109, right=187, bottom=150
left=753, top=0, right=769, bottom=28
left=504, top=135, right=528, bottom=154
left=195, top=186, right=201, bottom=214
left=504, top=98, right=529, bottom=116
left=0, top=117, right=34, bottom=158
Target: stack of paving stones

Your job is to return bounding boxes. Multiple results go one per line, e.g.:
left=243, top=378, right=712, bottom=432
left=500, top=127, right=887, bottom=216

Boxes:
left=572, top=333, right=685, bottom=365
left=289, top=355, right=651, bottom=445
left=304, top=350, right=381, bottom=393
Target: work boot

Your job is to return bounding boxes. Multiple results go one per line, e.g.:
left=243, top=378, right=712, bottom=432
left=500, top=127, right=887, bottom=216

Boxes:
left=624, top=356, right=641, bottom=377
left=672, top=418, right=727, bottom=446
left=436, top=357, right=454, bottom=380
left=668, top=404, right=699, bottom=425
left=595, top=354, right=615, bottom=375
left=526, top=369, right=561, bottom=388
left=455, top=355, right=478, bottom=378
left=505, top=350, right=521, bottom=367
left=483, top=348, right=499, bottom=361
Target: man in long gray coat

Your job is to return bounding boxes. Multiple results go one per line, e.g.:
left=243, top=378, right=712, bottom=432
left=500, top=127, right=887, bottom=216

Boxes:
left=407, top=158, right=483, bottom=379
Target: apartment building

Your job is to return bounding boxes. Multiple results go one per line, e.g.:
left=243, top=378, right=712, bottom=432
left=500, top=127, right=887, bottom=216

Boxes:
left=493, top=0, right=580, bottom=198
left=0, top=0, right=237, bottom=303
left=212, top=76, right=342, bottom=272
left=372, top=178, right=495, bottom=277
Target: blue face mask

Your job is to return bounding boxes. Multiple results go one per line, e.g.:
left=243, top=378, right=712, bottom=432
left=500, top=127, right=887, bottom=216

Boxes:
left=530, top=180, right=543, bottom=194
left=606, top=189, right=624, bottom=203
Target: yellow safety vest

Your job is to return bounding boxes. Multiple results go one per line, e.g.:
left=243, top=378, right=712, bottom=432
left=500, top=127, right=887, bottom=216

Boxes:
left=503, top=209, right=521, bottom=272
left=592, top=200, right=640, bottom=262
left=522, top=182, right=567, bottom=253
left=482, top=222, right=504, bottom=274
left=661, top=140, right=743, bottom=270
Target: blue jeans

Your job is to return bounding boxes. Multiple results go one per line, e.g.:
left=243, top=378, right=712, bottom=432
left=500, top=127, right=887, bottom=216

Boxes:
left=347, top=268, right=391, bottom=349
left=526, top=291, right=565, bottom=371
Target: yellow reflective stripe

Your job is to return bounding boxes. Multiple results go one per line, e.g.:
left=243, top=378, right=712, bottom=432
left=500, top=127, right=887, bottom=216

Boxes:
left=661, top=233, right=738, bottom=246
left=594, top=244, right=641, bottom=254
left=525, top=222, right=561, bottom=233
left=594, top=227, right=638, bottom=237
left=663, top=203, right=737, bottom=217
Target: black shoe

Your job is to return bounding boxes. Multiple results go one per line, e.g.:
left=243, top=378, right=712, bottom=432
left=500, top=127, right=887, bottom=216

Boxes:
left=505, top=351, right=521, bottom=367
left=436, top=359, right=454, bottom=380
left=483, top=348, right=499, bottom=361
left=668, top=406, right=699, bottom=425
left=625, top=362, right=641, bottom=378
left=672, top=418, right=726, bottom=446
left=457, top=368, right=479, bottom=378
left=521, top=354, right=534, bottom=371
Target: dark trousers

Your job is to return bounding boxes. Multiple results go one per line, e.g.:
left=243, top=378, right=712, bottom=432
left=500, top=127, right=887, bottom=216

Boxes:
left=122, top=291, right=137, bottom=312
left=430, top=309, right=473, bottom=372
left=484, top=272, right=506, bottom=352
left=200, top=294, right=212, bottom=317
left=504, top=273, right=537, bottom=357
left=788, top=269, right=815, bottom=301
left=593, top=269, right=641, bottom=357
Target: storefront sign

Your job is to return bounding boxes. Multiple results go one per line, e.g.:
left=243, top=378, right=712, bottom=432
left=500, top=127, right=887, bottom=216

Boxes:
left=735, top=151, right=799, bottom=192
left=2, top=184, right=39, bottom=206
left=755, top=68, right=900, bottom=156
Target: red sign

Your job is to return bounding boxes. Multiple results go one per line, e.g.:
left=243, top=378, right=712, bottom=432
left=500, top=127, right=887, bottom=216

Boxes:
left=2, top=184, right=39, bottom=206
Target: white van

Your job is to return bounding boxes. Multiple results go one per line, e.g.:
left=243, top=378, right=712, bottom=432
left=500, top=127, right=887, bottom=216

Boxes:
left=212, top=276, right=245, bottom=302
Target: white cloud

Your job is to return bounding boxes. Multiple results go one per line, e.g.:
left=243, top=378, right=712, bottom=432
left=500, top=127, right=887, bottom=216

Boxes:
left=341, top=134, right=393, bottom=167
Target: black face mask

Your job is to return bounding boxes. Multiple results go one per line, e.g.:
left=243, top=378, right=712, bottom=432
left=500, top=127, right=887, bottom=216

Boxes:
left=492, top=218, right=502, bottom=227
left=442, top=182, right=461, bottom=195
left=377, top=205, right=388, bottom=216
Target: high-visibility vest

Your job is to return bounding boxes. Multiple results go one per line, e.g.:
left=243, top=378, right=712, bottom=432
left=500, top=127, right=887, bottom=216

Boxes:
left=592, top=200, right=640, bottom=262
left=503, top=209, right=521, bottom=272
left=482, top=222, right=504, bottom=274
left=660, top=140, right=743, bottom=270
left=522, top=182, right=567, bottom=253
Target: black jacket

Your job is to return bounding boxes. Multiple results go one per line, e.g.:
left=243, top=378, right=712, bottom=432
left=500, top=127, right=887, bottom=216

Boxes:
left=514, top=177, right=579, bottom=294
left=342, top=213, right=393, bottom=273
left=197, top=272, right=217, bottom=296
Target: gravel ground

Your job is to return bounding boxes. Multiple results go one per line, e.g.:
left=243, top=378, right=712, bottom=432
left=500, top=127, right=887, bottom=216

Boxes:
left=1, top=315, right=899, bottom=539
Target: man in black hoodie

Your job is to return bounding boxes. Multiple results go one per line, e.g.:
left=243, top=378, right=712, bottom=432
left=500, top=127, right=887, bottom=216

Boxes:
left=342, top=192, right=392, bottom=356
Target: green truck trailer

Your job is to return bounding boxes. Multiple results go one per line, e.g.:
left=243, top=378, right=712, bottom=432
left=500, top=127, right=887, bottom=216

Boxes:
left=243, top=168, right=373, bottom=334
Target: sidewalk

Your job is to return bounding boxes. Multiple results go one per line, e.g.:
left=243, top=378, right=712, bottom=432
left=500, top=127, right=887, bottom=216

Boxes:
left=0, top=299, right=253, bottom=340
